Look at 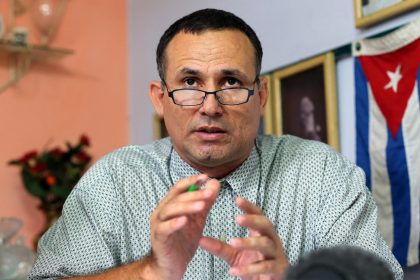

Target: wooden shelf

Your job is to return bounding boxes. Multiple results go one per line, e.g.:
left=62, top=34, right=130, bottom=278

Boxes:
left=0, top=0, right=73, bottom=93
left=0, top=40, right=73, bottom=60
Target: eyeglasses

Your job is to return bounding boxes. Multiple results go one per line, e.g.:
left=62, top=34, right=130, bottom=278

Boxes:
left=163, top=83, right=256, bottom=106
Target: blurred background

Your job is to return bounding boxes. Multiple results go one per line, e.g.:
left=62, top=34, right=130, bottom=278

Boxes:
left=0, top=0, right=419, bottom=278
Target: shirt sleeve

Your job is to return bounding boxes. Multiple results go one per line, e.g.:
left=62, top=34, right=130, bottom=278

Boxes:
left=316, top=152, right=404, bottom=280
left=28, top=158, right=122, bottom=280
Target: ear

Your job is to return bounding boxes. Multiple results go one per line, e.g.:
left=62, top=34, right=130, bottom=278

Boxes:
left=149, top=80, right=165, bottom=117
left=257, top=76, right=269, bottom=117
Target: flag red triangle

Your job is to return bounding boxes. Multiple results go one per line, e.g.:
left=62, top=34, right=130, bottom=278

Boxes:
left=359, top=38, right=420, bottom=138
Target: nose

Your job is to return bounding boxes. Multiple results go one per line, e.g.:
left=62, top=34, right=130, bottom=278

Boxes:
left=199, top=92, right=223, bottom=116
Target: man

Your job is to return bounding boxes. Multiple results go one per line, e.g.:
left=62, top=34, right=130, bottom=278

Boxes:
left=30, top=9, right=403, bottom=280
left=299, top=96, right=321, bottom=141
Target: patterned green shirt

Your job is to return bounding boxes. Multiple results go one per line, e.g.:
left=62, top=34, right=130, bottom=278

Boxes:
left=29, top=135, right=403, bottom=279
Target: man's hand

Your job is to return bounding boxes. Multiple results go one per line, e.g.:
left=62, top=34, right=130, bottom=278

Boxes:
left=149, top=174, right=220, bottom=280
left=199, top=197, right=289, bottom=280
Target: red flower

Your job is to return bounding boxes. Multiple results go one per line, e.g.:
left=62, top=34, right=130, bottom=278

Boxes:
left=80, top=134, right=90, bottom=147
left=50, top=147, right=64, bottom=158
left=19, top=150, right=38, bottom=164
left=75, top=151, right=91, bottom=162
left=45, top=175, right=57, bottom=186
left=30, top=162, right=47, bottom=174
left=9, top=135, right=92, bottom=209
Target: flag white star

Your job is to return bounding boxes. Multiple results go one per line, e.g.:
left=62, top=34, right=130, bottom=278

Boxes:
left=384, top=64, right=402, bottom=93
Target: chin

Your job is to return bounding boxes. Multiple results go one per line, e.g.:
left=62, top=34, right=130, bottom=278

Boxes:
left=193, top=147, right=238, bottom=166
left=196, top=151, right=226, bottom=164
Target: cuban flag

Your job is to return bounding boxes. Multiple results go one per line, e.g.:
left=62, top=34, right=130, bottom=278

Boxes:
left=353, top=18, right=420, bottom=267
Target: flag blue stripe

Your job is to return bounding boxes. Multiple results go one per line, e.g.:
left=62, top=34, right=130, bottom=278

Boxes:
left=417, top=66, right=420, bottom=262
left=418, top=66, right=420, bottom=111
left=386, top=127, right=411, bottom=266
left=355, top=59, right=371, bottom=189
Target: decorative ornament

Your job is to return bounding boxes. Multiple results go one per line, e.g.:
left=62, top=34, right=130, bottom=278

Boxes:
left=29, top=0, right=67, bottom=45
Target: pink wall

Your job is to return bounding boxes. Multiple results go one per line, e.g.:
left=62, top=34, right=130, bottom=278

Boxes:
left=0, top=0, right=128, bottom=248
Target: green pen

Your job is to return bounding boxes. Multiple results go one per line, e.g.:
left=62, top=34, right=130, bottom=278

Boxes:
left=187, top=184, right=198, bottom=192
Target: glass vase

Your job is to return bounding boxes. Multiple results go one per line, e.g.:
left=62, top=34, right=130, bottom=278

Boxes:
left=29, top=0, right=68, bottom=45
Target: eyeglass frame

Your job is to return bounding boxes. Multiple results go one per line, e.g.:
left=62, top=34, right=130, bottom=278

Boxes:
left=161, top=78, right=260, bottom=106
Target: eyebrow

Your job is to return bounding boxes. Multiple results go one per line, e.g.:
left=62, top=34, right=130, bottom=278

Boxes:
left=221, top=69, right=242, bottom=76
left=178, top=67, right=200, bottom=76
left=222, top=69, right=253, bottom=82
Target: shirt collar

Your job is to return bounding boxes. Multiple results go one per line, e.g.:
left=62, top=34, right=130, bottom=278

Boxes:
left=169, top=148, right=200, bottom=184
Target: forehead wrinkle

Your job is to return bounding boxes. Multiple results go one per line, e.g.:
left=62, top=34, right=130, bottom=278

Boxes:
left=173, top=50, right=247, bottom=76
left=174, top=66, right=249, bottom=79
left=167, top=31, right=256, bottom=81
left=173, top=66, right=253, bottom=84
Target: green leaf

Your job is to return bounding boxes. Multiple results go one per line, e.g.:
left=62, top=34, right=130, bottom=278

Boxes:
left=50, top=185, right=72, bottom=200
left=21, top=170, right=48, bottom=198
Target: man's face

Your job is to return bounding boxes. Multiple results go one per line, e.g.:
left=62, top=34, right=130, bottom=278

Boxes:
left=150, top=30, right=267, bottom=178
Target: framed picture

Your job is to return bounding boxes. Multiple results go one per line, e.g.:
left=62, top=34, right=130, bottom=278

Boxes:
left=153, top=114, right=168, bottom=139
left=259, top=74, right=275, bottom=135
left=354, top=0, right=420, bottom=28
left=0, top=15, right=4, bottom=39
left=271, top=52, right=339, bottom=151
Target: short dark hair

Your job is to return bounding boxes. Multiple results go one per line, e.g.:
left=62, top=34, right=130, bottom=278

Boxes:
left=156, top=8, right=263, bottom=81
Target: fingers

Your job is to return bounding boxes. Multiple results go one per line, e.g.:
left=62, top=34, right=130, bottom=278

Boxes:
left=151, top=175, right=221, bottom=243
left=235, top=197, right=278, bottom=242
left=234, top=196, right=288, bottom=261
left=200, top=179, right=221, bottom=207
left=161, top=174, right=209, bottom=204
left=235, top=196, right=263, bottom=215
left=199, top=237, right=236, bottom=264
left=236, top=214, right=278, bottom=241
left=164, top=176, right=220, bottom=205
left=153, top=216, right=188, bottom=241
left=229, top=259, right=288, bottom=278
left=198, top=196, right=288, bottom=278
left=157, top=201, right=206, bottom=221
left=156, top=176, right=221, bottom=221
left=230, top=236, right=277, bottom=258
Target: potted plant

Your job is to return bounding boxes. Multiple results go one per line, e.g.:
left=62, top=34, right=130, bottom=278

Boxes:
left=8, top=134, right=92, bottom=244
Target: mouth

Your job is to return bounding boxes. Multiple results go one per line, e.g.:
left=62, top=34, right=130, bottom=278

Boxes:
left=197, top=126, right=226, bottom=133
left=194, top=126, right=227, bottom=141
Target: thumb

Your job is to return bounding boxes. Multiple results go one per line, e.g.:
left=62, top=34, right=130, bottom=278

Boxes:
left=199, top=236, right=235, bottom=265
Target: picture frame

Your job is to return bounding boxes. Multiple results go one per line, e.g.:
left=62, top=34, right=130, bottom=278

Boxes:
left=270, top=52, right=339, bottom=151
left=153, top=114, right=168, bottom=139
left=0, top=15, right=4, bottom=39
left=259, top=74, right=275, bottom=135
left=354, top=0, right=420, bottom=28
